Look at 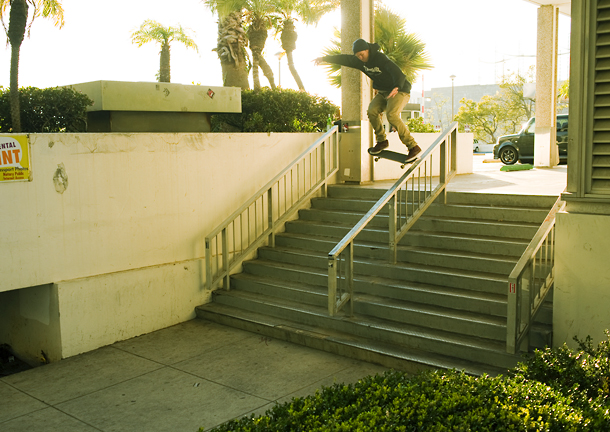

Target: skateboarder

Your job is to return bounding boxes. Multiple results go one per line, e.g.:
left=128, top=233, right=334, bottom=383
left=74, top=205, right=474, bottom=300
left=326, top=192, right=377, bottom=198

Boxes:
left=314, top=38, right=421, bottom=161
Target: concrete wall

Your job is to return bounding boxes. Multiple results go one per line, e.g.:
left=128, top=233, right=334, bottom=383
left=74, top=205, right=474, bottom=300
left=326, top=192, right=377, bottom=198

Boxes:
left=372, top=132, right=473, bottom=181
left=554, top=212, right=610, bottom=348
left=0, top=132, right=323, bottom=363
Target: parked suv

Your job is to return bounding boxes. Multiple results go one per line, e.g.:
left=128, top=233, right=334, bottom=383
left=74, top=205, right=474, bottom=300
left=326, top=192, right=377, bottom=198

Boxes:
left=493, top=114, right=568, bottom=165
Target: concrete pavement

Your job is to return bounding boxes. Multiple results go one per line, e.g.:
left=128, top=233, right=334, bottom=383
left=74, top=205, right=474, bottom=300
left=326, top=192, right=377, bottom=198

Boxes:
left=1, top=319, right=388, bottom=432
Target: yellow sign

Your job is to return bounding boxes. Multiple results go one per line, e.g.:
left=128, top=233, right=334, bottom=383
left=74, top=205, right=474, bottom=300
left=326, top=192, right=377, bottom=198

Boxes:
left=0, top=135, right=31, bottom=182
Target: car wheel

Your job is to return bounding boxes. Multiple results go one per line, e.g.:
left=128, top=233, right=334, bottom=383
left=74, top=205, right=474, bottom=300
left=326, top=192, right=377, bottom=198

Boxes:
left=499, top=145, right=518, bottom=165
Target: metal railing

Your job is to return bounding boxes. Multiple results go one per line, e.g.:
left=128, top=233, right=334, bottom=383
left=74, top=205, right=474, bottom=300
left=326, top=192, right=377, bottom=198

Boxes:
left=327, top=122, right=459, bottom=316
left=506, top=194, right=566, bottom=354
left=205, top=127, right=339, bottom=291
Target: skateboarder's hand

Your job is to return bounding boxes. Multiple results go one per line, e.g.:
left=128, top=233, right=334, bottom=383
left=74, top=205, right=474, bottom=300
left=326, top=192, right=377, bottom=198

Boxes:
left=387, top=87, right=399, bottom=99
left=313, top=57, right=326, bottom=66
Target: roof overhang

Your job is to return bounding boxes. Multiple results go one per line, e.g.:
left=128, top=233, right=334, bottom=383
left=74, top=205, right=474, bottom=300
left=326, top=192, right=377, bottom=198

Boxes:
left=522, top=0, right=571, bottom=16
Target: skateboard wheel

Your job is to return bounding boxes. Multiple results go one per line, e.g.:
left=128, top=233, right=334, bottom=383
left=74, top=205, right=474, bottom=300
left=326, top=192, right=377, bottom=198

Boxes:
left=374, top=157, right=380, bottom=162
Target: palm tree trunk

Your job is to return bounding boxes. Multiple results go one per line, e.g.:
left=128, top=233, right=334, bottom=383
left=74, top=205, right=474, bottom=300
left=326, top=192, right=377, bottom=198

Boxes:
left=280, top=19, right=304, bottom=91
left=159, top=42, right=170, bottom=82
left=252, top=53, right=261, bottom=91
left=285, top=51, right=304, bottom=91
left=8, top=0, right=29, bottom=133
left=248, top=23, right=275, bottom=91
left=257, top=55, right=276, bottom=90
left=216, top=12, right=250, bottom=90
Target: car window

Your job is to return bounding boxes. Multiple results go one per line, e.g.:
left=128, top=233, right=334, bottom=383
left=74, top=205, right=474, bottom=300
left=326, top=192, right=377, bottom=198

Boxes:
left=525, top=119, right=536, bottom=134
left=557, top=118, right=568, bottom=132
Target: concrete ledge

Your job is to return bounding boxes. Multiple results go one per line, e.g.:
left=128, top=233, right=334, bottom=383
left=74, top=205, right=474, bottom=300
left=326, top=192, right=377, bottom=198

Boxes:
left=67, top=81, right=241, bottom=133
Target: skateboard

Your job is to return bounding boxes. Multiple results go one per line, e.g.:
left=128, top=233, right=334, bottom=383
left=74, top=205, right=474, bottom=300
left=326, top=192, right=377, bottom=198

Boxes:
left=368, top=148, right=417, bottom=169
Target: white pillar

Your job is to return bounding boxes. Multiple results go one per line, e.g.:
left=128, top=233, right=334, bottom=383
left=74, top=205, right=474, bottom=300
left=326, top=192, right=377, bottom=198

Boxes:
left=534, top=5, right=560, bottom=168
left=339, top=0, right=374, bottom=183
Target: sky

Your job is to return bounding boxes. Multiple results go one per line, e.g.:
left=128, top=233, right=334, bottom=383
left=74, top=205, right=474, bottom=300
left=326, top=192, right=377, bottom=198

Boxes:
left=0, top=0, right=571, bottom=107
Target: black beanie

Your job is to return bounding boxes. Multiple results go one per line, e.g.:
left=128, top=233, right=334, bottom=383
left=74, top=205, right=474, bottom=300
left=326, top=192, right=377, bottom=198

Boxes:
left=352, top=38, right=369, bottom=54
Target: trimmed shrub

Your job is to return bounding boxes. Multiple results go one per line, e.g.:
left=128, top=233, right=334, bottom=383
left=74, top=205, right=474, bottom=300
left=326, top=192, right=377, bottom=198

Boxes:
left=203, top=334, right=610, bottom=432
left=512, top=331, right=610, bottom=403
left=211, top=88, right=340, bottom=133
left=0, top=86, right=93, bottom=133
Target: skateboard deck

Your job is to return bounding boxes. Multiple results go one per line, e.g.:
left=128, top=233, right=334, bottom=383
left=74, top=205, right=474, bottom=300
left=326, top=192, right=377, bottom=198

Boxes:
left=368, top=148, right=417, bottom=169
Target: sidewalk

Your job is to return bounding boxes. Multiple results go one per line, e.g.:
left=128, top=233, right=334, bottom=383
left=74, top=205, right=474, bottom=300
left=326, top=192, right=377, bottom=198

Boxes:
left=0, top=155, right=567, bottom=432
left=0, top=320, right=388, bottom=432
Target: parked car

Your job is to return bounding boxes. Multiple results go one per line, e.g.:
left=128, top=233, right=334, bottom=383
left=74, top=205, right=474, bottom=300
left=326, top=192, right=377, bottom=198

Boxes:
left=473, top=139, right=495, bottom=153
left=493, top=114, right=568, bottom=165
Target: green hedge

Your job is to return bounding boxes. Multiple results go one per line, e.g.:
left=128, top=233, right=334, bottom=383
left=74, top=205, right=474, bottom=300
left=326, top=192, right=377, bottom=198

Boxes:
left=0, top=86, right=93, bottom=133
left=211, top=88, right=340, bottom=133
left=204, top=333, right=610, bottom=432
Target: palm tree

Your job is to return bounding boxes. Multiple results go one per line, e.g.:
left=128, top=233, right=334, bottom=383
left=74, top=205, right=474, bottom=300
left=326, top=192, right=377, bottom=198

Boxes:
left=0, top=0, right=64, bottom=132
left=131, top=20, right=198, bottom=83
left=243, top=0, right=278, bottom=90
left=319, top=4, right=433, bottom=88
left=274, top=0, right=339, bottom=91
left=204, top=0, right=251, bottom=90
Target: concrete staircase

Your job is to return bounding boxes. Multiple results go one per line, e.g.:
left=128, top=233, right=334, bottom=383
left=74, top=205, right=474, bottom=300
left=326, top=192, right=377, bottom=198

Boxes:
left=196, top=184, right=556, bottom=376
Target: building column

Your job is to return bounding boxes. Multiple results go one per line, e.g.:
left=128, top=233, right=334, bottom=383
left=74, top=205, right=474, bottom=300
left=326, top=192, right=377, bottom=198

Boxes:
left=339, top=0, right=374, bottom=183
left=534, top=4, right=560, bottom=168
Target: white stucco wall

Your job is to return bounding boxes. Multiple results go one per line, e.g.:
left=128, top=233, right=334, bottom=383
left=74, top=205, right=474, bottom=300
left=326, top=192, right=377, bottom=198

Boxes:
left=554, top=212, right=610, bottom=348
left=1, top=132, right=322, bottom=293
left=0, top=132, right=324, bottom=361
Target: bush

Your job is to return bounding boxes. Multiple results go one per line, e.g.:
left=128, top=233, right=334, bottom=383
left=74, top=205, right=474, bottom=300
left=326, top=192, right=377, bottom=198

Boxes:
left=407, top=116, right=437, bottom=133
left=211, top=88, right=340, bottom=133
left=512, top=331, right=610, bottom=403
left=204, top=334, right=610, bottom=432
left=0, top=86, right=93, bottom=133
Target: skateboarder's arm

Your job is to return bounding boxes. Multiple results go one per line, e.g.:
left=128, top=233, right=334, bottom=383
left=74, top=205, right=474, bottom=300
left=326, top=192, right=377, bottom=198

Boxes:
left=314, top=54, right=361, bottom=69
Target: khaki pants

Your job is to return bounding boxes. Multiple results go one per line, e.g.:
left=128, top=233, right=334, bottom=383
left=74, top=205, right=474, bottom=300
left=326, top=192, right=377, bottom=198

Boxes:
left=367, top=91, right=417, bottom=149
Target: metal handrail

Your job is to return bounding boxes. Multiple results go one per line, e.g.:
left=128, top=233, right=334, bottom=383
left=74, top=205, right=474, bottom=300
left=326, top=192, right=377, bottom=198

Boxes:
left=327, top=122, right=459, bottom=316
left=506, top=193, right=566, bottom=354
left=205, top=126, right=340, bottom=291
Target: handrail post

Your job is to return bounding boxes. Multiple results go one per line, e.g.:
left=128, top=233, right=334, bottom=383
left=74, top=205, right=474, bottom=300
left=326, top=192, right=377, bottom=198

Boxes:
left=267, top=188, right=275, bottom=247
left=321, top=139, right=327, bottom=198
left=440, top=139, right=447, bottom=204
left=205, top=238, right=212, bottom=291
left=347, top=242, right=354, bottom=317
left=328, top=255, right=338, bottom=316
left=222, top=227, right=230, bottom=290
left=389, top=195, right=397, bottom=264
left=507, top=278, right=518, bottom=354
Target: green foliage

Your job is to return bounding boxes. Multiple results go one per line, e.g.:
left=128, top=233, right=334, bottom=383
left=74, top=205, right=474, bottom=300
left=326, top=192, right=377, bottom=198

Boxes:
left=0, top=86, right=93, bottom=133
left=407, top=116, right=436, bottom=133
left=512, top=330, right=610, bottom=403
left=211, top=88, right=339, bottom=132
left=455, top=95, right=503, bottom=145
left=203, top=333, right=610, bottom=432
left=319, top=4, right=433, bottom=88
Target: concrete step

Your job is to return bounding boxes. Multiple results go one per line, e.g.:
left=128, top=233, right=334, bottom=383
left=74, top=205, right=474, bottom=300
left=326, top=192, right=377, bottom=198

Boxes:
left=327, top=185, right=557, bottom=208
left=196, top=302, right=509, bottom=376
left=243, top=257, right=507, bottom=295
left=264, top=237, right=517, bottom=276
left=231, top=271, right=508, bottom=340
left=311, top=197, right=550, bottom=225
left=253, top=246, right=553, bottom=325
left=298, top=208, right=540, bottom=241
left=203, top=289, right=523, bottom=370
left=199, top=187, right=556, bottom=374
